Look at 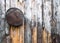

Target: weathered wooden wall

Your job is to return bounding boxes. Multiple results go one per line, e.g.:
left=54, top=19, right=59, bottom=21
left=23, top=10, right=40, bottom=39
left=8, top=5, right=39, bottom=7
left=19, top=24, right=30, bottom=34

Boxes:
left=0, top=0, right=60, bottom=43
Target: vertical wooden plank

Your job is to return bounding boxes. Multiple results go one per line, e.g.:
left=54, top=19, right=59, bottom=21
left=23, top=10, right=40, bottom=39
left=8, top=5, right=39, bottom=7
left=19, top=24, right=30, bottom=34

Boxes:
left=42, top=30, right=52, bottom=43
left=10, top=26, right=24, bottom=43
left=37, top=24, right=42, bottom=43
left=42, top=29, right=46, bottom=43
left=31, top=0, right=37, bottom=43
left=24, top=0, right=32, bottom=43
left=0, top=0, right=8, bottom=43
left=10, top=26, right=19, bottom=43
left=43, top=0, right=52, bottom=43
left=19, top=25, right=24, bottom=43
left=31, top=15, right=37, bottom=43
left=24, top=20, right=31, bottom=43
left=32, top=27, right=37, bottom=43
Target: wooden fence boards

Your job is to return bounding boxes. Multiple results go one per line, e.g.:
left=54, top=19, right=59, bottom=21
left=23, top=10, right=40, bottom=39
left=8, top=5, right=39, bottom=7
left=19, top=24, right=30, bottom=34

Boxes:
left=0, top=0, right=60, bottom=43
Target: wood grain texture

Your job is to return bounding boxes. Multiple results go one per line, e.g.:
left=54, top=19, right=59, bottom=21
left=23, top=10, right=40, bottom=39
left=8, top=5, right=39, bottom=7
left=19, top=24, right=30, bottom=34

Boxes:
left=32, top=27, right=37, bottom=43
left=1, top=0, right=60, bottom=43
left=10, top=25, right=24, bottom=43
